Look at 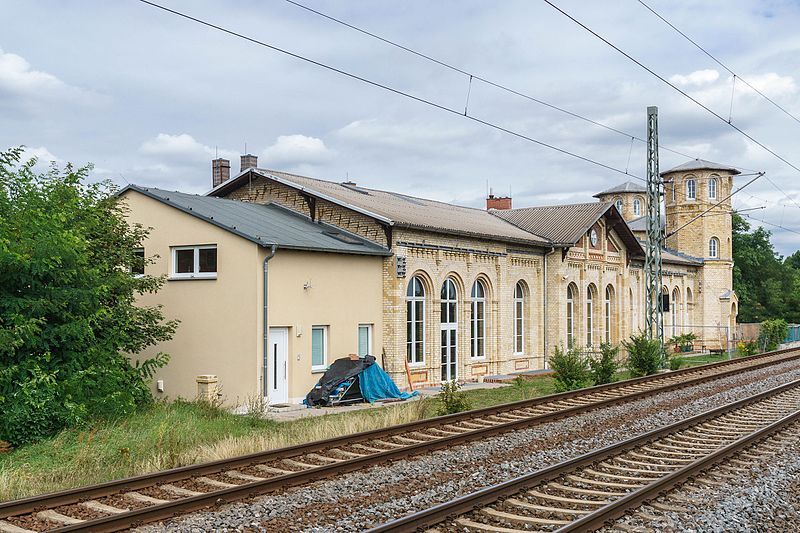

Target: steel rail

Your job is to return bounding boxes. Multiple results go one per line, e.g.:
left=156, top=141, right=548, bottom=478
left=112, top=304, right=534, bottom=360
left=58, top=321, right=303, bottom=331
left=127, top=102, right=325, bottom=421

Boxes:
left=2, top=347, right=799, bottom=531
left=366, top=378, right=800, bottom=532
left=559, top=408, right=800, bottom=531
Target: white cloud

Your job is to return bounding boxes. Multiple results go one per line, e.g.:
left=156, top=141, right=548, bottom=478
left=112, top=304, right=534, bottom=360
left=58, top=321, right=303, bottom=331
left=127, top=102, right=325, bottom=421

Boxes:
left=262, top=134, right=334, bottom=167
left=139, top=133, right=235, bottom=163
left=737, top=72, right=796, bottom=98
left=21, top=145, right=60, bottom=163
left=669, top=69, right=720, bottom=86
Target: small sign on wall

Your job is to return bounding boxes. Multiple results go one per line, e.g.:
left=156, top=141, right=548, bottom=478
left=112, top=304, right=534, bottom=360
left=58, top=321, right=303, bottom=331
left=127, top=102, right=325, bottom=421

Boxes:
left=396, top=256, right=407, bottom=278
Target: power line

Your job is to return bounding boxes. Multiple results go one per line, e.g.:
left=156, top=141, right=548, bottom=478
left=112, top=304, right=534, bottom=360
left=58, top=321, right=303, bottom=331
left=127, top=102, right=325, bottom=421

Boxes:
left=635, top=0, right=800, bottom=127
left=743, top=213, right=800, bottom=236
left=541, top=0, right=800, bottom=179
left=138, top=0, right=643, bottom=180
left=282, top=0, right=752, bottom=172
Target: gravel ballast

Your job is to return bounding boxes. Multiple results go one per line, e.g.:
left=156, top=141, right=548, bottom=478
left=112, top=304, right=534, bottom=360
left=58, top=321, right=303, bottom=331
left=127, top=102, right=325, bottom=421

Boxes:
left=138, top=358, right=800, bottom=532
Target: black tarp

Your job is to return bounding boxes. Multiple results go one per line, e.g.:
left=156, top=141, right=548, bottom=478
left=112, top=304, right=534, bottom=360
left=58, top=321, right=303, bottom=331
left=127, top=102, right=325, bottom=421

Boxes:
left=305, top=355, right=376, bottom=407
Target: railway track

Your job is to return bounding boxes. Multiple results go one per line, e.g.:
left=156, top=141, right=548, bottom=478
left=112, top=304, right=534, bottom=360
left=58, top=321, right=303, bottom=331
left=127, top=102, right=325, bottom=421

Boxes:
left=2, top=348, right=800, bottom=533
left=368, top=378, right=800, bottom=533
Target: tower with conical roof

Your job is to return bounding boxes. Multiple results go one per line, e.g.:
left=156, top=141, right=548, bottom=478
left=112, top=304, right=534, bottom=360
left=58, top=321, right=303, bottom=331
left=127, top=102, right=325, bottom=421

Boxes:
left=593, top=181, right=647, bottom=223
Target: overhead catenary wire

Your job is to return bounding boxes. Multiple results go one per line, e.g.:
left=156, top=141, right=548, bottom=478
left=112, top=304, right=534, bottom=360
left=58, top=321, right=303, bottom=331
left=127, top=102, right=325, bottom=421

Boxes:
left=137, top=0, right=645, bottom=181
left=636, top=0, right=800, bottom=127
left=282, top=0, right=752, bottom=171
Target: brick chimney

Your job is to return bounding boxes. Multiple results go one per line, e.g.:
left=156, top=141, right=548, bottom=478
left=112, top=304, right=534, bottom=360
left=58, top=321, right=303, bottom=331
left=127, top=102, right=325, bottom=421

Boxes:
left=486, top=193, right=512, bottom=210
left=212, top=158, right=231, bottom=188
left=240, top=154, right=258, bottom=172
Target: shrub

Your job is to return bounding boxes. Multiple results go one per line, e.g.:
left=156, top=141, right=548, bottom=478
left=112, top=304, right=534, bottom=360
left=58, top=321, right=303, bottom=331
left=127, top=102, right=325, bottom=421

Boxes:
left=436, top=380, right=471, bottom=416
left=668, top=333, right=697, bottom=353
left=758, top=319, right=789, bottom=352
left=550, top=345, right=591, bottom=392
left=589, top=343, right=619, bottom=385
left=668, top=356, right=684, bottom=370
left=624, top=332, right=666, bottom=377
left=736, top=340, right=759, bottom=358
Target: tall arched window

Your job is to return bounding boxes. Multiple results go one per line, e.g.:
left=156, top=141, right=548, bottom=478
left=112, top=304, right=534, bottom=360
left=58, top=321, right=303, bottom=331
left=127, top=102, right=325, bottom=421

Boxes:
left=513, top=282, right=525, bottom=354
left=629, top=287, right=635, bottom=333
left=614, top=199, right=623, bottom=214
left=604, top=285, right=614, bottom=344
left=671, top=288, right=680, bottom=336
left=470, top=280, right=486, bottom=358
left=440, top=278, right=458, bottom=381
left=686, top=287, right=693, bottom=335
left=586, top=285, right=596, bottom=347
left=686, top=179, right=696, bottom=200
left=633, top=198, right=642, bottom=216
left=708, top=177, right=718, bottom=199
left=406, top=276, right=425, bottom=364
left=567, top=284, right=576, bottom=348
left=709, top=237, right=719, bottom=258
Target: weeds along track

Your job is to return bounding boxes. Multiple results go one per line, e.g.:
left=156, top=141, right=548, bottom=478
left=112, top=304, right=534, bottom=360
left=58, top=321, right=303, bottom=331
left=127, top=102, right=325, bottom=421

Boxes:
left=2, top=348, right=800, bottom=532
left=368, top=378, right=800, bottom=532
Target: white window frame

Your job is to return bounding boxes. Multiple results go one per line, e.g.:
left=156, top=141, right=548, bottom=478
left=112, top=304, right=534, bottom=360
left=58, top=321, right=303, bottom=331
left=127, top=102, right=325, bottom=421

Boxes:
left=171, top=245, right=217, bottom=279
left=470, top=280, right=487, bottom=359
left=567, top=285, right=575, bottom=348
left=132, top=247, right=145, bottom=278
left=311, top=325, right=329, bottom=372
left=614, top=199, right=623, bottom=214
left=586, top=287, right=594, bottom=347
left=686, top=179, right=696, bottom=200
left=358, top=324, right=373, bottom=358
left=406, top=277, right=426, bottom=366
left=513, top=282, right=524, bottom=355
left=633, top=198, right=641, bottom=216
left=604, top=286, right=612, bottom=344
left=709, top=237, right=719, bottom=258
left=708, top=177, right=718, bottom=200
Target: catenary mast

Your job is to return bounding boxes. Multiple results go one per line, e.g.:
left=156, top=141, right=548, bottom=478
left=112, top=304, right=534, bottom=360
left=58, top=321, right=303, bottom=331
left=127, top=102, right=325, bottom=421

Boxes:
left=644, top=106, right=664, bottom=343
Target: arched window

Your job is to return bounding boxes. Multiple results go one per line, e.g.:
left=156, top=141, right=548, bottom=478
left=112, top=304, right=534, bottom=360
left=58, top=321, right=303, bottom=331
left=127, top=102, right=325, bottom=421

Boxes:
left=629, top=287, right=635, bottom=333
left=633, top=198, right=642, bottom=216
left=513, top=282, right=525, bottom=354
left=586, top=285, right=596, bottom=347
left=406, top=276, right=425, bottom=364
left=567, top=284, right=576, bottom=348
left=470, top=280, right=486, bottom=358
left=709, top=237, right=719, bottom=258
left=686, top=179, right=696, bottom=200
left=708, top=177, right=718, bottom=199
left=672, top=182, right=676, bottom=202
left=604, top=285, right=614, bottom=344
left=671, top=288, right=680, bottom=336
left=614, top=199, right=623, bottom=214
left=440, top=278, right=458, bottom=381
left=686, top=287, right=693, bottom=335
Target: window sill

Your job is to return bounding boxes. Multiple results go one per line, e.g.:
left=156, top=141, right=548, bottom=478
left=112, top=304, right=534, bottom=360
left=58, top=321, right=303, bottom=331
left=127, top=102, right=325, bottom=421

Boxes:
left=169, top=274, right=218, bottom=281
left=407, top=362, right=426, bottom=368
left=512, top=352, right=525, bottom=358
left=470, top=357, right=487, bottom=361
left=311, top=366, right=328, bottom=374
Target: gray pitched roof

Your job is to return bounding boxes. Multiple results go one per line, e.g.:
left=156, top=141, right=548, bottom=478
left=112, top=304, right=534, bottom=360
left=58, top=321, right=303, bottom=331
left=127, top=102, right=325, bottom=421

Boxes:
left=593, top=180, right=646, bottom=198
left=662, top=247, right=703, bottom=266
left=209, top=169, right=550, bottom=247
left=660, top=158, right=741, bottom=176
left=492, top=201, right=643, bottom=255
left=120, top=185, right=390, bottom=256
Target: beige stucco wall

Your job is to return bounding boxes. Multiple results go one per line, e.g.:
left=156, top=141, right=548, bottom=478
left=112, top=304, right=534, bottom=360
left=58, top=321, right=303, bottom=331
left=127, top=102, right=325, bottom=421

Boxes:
left=121, top=190, right=262, bottom=406
left=264, top=249, right=384, bottom=403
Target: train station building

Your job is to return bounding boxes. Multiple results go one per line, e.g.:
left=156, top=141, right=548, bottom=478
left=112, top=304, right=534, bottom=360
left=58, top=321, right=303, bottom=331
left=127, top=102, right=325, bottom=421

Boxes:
left=121, top=156, right=738, bottom=405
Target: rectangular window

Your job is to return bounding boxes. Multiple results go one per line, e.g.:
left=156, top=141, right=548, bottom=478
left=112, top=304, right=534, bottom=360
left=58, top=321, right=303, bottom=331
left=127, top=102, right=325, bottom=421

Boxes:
left=358, top=324, right=372, bottom=357
left=312, top=326, right=328, bottom=371
left=132, top=248, right=145, bottom=277
left=171, top=245, right=217, bottom=279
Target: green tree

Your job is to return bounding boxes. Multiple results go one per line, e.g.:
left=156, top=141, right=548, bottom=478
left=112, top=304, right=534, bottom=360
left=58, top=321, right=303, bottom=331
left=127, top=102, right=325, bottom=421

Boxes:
left=0, top=148, right=177, bottom=446
left=550, top=345, right=591, bottom=392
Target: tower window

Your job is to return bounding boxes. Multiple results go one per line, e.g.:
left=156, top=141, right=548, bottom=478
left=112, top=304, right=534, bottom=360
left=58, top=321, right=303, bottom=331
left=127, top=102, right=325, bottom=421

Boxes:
left=633, top=198, right=642, bottom=216
left=709, top=237, right=719, bottom=258
left=709, top=178, right=718, bottom=200
left=686, top=179, right=696, bottom=200
left=615, top=199, right=623, bottom=214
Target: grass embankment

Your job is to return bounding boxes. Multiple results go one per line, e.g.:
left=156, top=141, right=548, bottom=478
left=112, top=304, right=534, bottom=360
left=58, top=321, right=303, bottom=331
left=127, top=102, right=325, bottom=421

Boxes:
left=676, top=352, right=731, bottom=366
left=0, top=377, right=557, bottom=502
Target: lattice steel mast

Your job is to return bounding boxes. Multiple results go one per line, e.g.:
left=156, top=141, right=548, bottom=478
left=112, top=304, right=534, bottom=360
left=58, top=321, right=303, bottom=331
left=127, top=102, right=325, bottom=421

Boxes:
left=644, top=106, right=664, bottom=342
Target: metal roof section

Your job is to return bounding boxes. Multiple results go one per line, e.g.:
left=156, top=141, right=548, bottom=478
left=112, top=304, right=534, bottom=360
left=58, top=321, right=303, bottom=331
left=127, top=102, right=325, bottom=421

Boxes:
left=492, top=201, right=642, bottom=255
left=209, top=168, right=550, bottom=247
left=119, top=185, right=391, bottom=256
left=592, top=180, right=647, bottom=198
left=660, top=158, right=741, bottom=176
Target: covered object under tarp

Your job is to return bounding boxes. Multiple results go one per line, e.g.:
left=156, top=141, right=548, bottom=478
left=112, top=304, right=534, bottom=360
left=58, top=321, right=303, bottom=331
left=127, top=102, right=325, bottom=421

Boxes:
left=304, top=355, right=418, bottom=407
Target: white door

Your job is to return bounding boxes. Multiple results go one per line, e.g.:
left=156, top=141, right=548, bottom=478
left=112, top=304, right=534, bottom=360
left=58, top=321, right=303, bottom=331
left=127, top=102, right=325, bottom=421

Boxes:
left=268, top=327, right=288, bottom=404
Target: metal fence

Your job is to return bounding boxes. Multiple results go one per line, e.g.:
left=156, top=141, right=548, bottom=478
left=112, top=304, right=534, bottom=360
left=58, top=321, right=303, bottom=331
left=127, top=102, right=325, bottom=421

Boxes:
left=787, top=324, right=800, bottom=344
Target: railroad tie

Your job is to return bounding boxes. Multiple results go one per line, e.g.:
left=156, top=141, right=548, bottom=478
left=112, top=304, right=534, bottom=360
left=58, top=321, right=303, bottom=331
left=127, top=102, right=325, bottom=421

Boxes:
left=281, top=458, right=319, bottom=470
left=226, top=470, right=266, bottom=482
left=567, top=473, right=642, bottom=490
left=124, top=491, right=170, bottom=504
left=196, top=476, right=239, bottom=489
left=454, top=518, right=527, bottom=532
left=252, top=464, right=295, bottom=476
left=481, top=506, right=569, bottom=526
left=504, top=497, right=590, bottom=515
left=392, top=435, right=428, bottom=445
left=526, top=489, right=609, bottom=506
left=549, top=481, right=625, bottom=497
left=80, top=500, right=129, bottom=514
left=304, top=453, right=343, bottom=464
left=327, top=448, right=367, bottom=458
left=36, top=510, right=84, bottom=525
left=370, top=439, right=406, bottom=449
left=350, top=443, right=388, bottom=454
left=651, top=501, right=688, bottom=512
left=0, top=520, right=37, bottom=533
left=160, top=484, right=205, bottom=497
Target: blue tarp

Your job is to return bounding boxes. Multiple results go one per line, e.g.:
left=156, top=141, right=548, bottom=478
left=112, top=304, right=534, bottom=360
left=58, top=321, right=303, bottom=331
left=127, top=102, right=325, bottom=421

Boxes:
left=359, top=362, right=419, bottom=403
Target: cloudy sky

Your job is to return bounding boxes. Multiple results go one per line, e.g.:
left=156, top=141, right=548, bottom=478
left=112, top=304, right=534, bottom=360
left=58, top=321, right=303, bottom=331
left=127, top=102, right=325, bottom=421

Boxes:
left=3, top=0, right=800, bottom=254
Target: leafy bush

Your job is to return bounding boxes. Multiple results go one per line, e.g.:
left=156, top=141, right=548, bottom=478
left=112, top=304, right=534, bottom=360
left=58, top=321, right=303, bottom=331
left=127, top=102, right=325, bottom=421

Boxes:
left=589, top=343, right=619, bottom=385
left=624, top=332, right=666, bottom=377
left=758, top=318, right=789, bottom=352
left=736, top=340, right=759, bottom=357
left=668, top=356, right=684, bottom=370
left=0, top=148, right=177, bottom=446
left=436, top=381, right=471, bottom=416
left=668, top=333, right=697, bottom=353
left=550, top=345, right=591, bottom=392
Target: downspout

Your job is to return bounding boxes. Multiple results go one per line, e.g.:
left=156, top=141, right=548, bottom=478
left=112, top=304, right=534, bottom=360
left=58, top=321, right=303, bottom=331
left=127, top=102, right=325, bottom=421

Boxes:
left=262, top=244, right=278, bottom=398
left=543, top=246, right=557, bottom=369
